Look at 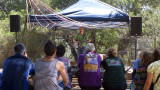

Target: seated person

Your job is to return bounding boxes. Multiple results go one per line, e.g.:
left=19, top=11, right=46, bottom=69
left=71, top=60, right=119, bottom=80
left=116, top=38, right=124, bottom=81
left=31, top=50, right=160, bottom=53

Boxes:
left=0, top=43, right=35, bottom=90
left=144, top=48, right=160, bottom=90
left=77, top=43, right=101, bottom=90
left=134, top=51, right=153, bottom=90
left=101, top=48, right=126, bottom=90
left=132, top=51, right=143, bottom=79
left=34, top=40, right=68, bottom=90
left=55, top=44, right=72, bottom=89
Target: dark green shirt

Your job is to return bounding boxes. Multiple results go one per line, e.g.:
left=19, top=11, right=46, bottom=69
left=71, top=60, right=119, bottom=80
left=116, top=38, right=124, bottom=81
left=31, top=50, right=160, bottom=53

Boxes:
left=101, top=56, right=126, bottom=84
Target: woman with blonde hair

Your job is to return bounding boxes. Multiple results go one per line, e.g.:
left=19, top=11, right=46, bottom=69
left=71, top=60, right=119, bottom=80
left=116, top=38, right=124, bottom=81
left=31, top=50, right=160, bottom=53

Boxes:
left=101, top=48, right=126, bottom=90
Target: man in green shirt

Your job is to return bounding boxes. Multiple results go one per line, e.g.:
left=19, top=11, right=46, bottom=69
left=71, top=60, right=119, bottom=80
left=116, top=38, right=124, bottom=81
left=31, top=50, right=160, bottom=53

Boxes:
left=73, top=27, right=91, bottom=57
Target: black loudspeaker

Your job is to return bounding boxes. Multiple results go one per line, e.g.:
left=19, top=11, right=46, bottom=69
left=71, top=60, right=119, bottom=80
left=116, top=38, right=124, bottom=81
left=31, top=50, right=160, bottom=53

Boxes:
left=131, top=17, right=142, bottom=36
left=10, top=15, right=20, bottom=32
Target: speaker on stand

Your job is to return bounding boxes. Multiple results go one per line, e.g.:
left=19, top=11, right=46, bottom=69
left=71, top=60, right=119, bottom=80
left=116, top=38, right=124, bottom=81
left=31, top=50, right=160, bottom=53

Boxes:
left=130, top=17, right=142, bottom=60
left=10, top=15, right=20, bottom=43
left=131, top=17, right=142, bottom=36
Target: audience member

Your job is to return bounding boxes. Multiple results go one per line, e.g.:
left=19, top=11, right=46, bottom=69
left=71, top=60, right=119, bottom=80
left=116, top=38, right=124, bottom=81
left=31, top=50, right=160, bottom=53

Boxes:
left=55, top=44, right=72, bottom=90
left=77, top=43, right=101, bottom=90
left=34, top=40, right=68, bottom=90
left=134, top=51, right=153, bottom=90
left=0, top=43, right=35, bottom=90
left=144, top=48, right=160, bottom=90
left=101, top=47, right=126, bottom=90
left=132, top=51, right=143, bottom=79
left=130, top=51, right=143, bottom=90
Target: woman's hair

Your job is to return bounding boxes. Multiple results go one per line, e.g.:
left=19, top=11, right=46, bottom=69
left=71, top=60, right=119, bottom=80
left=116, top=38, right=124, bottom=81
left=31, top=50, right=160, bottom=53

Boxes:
left=106, top=48, right=117, bottom=57
left=140, top=51, right=153, bottom=66
left=56, top=44, right=66, bottom=57
left=153, top=48, right=160, bottom=62
left=85, top=43, right=95, bottom=52
left=44, top=40, right=56, bottom=56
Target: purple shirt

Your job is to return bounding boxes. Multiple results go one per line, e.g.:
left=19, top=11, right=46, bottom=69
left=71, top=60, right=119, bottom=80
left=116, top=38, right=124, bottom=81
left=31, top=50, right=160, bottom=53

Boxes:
left=77, top=52, right=101, bottom=87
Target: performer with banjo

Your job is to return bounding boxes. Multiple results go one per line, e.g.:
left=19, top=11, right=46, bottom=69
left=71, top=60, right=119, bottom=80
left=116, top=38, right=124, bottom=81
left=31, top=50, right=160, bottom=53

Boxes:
left=73, top=27, right=91, bottom=58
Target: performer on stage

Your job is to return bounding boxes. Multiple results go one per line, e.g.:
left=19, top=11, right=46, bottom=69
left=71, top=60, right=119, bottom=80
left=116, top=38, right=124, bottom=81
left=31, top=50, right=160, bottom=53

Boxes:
left=73, top=27, right=91, bottom=57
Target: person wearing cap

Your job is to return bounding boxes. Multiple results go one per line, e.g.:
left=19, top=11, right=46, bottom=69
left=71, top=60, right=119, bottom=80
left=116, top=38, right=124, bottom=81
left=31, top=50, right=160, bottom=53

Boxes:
left=77, top=43, right=101, bottom=90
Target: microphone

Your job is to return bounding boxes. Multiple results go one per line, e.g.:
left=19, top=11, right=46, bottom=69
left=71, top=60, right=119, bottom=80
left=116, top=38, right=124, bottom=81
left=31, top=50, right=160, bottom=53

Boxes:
left=79, top=31, right=81, bottom=34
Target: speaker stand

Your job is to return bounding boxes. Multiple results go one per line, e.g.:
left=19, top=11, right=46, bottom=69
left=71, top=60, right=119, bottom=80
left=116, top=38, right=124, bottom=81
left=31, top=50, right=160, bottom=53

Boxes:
left=15, top=32, right=18, bottom=44
left=134, top=36, right=137, bottom=60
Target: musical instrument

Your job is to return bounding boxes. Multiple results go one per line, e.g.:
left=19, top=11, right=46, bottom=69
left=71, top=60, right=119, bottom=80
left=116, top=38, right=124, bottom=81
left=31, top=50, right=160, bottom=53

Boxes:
left=74, top=40, right=91, bottom=49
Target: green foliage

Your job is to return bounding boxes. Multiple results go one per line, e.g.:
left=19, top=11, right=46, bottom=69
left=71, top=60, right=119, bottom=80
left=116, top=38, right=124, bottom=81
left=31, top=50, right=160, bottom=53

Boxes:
left=0, top=11, right=8, bottom=20
left=95, top=29, right=120, bottom=53
left=49, top=0, right=78, bottom=10
left=141, top=7, right=160, bottom=36
left=0, top=0, right=26, bottom=14
left=20, top=29, right=52, bottom=62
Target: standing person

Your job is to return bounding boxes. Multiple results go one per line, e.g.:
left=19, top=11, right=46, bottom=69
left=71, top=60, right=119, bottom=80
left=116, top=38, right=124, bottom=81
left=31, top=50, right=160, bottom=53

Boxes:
left=73, top=27, right=91, bottom=57
left=55, top=44, right=72, bottom=90
left=134, top=51, right=153, bottom=90
left=34, top=40, right=68, bottom=90
left=101, top=48, right=126, bottom=90
left=144, top=48, right=160, bottom=90
left=0, top=43, right=35, bottom=90
left=77, top=43, right=101, bottom=90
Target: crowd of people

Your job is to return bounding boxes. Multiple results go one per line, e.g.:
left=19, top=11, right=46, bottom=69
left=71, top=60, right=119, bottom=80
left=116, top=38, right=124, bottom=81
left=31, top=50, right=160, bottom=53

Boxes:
left=0, top=27, right=160, bottom=90
left=131, top=49, right=160, bottom=90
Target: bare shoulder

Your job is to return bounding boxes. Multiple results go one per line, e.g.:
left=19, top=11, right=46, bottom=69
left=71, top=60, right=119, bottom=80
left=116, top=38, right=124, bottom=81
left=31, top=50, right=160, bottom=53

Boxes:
left=57, top=61, right=64, bottom=65
left=56, top=61, right=64, bottom=71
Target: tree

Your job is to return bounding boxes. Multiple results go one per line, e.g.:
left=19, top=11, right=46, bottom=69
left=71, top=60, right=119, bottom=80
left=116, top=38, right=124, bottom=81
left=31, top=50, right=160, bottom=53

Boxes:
left=0, top=0, right=26, bottom=14
left=49, top=0, right=78, bottom=10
